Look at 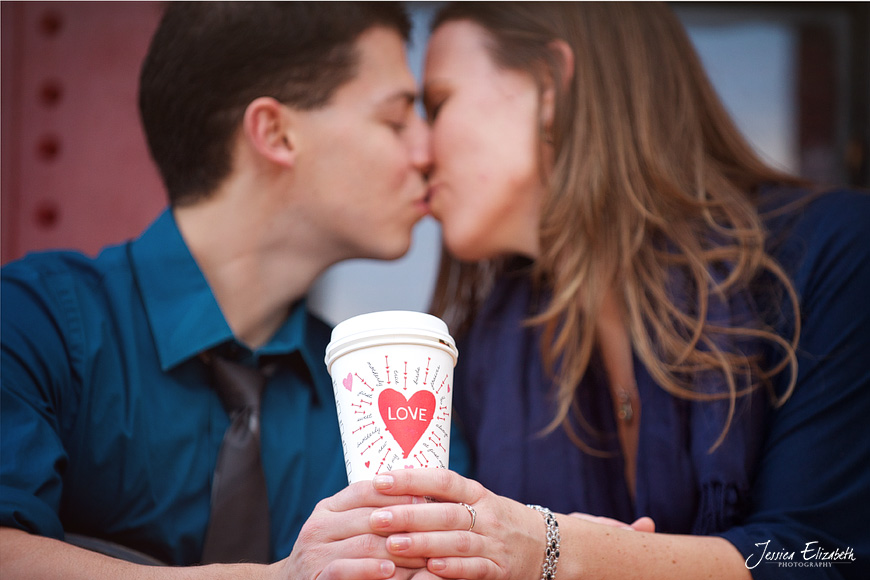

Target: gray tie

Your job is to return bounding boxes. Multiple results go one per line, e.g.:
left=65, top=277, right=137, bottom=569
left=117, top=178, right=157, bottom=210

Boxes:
left=200, top=352, right=271, bottom=564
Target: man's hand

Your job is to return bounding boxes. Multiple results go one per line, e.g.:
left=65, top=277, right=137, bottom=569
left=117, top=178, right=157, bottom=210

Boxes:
left=279, top=480, right=430, bottom=580
left=1, top=481, right=436, bottom=580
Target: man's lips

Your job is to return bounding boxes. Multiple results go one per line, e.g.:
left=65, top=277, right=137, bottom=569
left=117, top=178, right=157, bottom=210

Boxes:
left=412, top=187, right=432, bottom=215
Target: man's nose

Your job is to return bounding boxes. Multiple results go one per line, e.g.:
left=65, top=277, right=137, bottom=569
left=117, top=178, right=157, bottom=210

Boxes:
left=407, top=113, right=432, bottom=176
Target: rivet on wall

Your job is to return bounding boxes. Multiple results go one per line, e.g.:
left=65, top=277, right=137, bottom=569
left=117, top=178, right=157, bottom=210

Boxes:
left=34, top=200, right=61, bottom=230
left=38, top=11, right=64, bottom=37
left=36, top=134, right=61, bottom=162
left=39, top=79, right=64, bottom=107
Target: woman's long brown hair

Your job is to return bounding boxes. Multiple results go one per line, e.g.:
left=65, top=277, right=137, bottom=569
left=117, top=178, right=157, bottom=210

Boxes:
left=429, top=2, right=805, bottom=451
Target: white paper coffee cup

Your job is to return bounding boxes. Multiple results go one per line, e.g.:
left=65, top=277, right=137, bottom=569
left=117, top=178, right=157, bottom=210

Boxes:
left=325, top=310, right=458, bottom=484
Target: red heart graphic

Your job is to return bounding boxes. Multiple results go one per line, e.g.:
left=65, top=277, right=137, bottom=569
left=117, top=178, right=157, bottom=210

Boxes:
left=378, top=389, right=435, bottom=458
left=343, top=373, right=353, bottom=391
left=365, top=461, right=370, bottom=468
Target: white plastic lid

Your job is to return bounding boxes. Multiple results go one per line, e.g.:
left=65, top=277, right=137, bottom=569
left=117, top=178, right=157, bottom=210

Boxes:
left=324, top=310, right=458, bottom=372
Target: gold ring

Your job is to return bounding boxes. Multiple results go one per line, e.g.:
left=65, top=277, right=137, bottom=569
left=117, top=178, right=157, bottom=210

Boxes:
left=459, top=502, right=476, bottom=531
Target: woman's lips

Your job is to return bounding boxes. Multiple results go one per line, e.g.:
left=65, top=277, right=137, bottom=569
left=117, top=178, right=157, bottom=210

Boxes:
left=425, top=182, right=440, bottom=205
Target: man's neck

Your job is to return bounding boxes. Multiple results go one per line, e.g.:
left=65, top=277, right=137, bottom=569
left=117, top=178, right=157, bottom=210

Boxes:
left=172, top=180, right=333, bottom=350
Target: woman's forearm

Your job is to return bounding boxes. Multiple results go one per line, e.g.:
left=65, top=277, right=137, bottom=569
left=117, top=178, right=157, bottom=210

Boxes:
left=558, top=518, right=751, bottom=580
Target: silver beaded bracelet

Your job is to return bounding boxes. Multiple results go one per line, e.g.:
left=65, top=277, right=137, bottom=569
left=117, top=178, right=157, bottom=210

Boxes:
left=527, top=504, right=560, bottom=580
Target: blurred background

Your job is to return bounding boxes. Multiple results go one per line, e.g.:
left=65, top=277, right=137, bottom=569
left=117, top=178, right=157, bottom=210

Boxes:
left=2, top=1, right=869, bottom=326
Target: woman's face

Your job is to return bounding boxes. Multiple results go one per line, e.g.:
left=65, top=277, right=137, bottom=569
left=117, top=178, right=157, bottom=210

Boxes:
left=424, top=20, right=547, bottom=261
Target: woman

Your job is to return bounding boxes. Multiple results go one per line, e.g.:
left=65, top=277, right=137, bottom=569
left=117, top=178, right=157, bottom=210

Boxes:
left=366, top=2, right=870, bottom=580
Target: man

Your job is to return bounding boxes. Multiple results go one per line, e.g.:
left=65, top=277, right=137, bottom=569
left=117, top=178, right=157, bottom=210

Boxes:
left=1, top=3, right=459, bottom=578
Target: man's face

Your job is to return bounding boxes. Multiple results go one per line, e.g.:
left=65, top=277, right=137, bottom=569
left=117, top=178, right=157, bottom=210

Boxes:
left=289, top=27, right=431, bottom=262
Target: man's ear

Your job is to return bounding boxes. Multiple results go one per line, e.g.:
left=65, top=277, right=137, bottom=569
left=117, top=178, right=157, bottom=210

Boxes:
left=242, top=97, right=296, bottom=167
left=540, top=39, right=574, bottom=131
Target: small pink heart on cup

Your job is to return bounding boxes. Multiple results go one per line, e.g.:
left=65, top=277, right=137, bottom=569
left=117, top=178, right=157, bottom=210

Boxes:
left=343, top=373, right=353, bottom=391
left=365, top=461, right=370, bottom=468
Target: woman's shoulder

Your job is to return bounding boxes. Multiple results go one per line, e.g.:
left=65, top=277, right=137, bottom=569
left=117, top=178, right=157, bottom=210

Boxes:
left=798, top=187, right=870, bottom=230
left=765, top=186, right=870, bottom=233
left=763, top=186, right=870, bottom=271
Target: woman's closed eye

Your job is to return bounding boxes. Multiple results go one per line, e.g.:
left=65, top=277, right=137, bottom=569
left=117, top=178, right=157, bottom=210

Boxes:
left=423, top=88, right=448, bottom=124
left=425, top=101, right=444, bottom=123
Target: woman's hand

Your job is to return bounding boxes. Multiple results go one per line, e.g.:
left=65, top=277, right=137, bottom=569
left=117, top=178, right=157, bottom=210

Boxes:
left=368, top=469, right=549, bottom=580
left=368, top=470, right=658, bottom=580
left=369, top=470, right=756, bottom=580
left=279, top=480, right=430, bottom=580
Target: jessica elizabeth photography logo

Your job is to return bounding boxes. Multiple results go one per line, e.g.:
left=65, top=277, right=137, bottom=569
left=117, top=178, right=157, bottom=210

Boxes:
left=745, top=539, right=857, bottom=570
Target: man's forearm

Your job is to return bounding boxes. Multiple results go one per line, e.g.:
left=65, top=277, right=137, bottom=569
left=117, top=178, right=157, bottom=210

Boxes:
left=0, top=527, right=278, bottom=580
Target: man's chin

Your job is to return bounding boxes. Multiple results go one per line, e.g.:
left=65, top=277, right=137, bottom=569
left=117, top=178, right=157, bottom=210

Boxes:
left=369, top=238, right=413, bottom=262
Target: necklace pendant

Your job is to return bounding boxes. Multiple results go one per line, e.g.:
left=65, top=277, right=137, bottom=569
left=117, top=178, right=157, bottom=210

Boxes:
left=616, top=391, right=634, bottom=423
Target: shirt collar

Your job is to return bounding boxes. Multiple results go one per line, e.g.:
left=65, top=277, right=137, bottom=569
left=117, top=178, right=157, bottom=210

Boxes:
left=129, top=210, right=232, bottom=370
left=260, top=302, right=334, bottom=404
left=128, top=209, right=330, bottom=399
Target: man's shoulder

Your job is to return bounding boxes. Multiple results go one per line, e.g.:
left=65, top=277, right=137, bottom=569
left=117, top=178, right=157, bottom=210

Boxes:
left=1, top=245, right=134, bottom=331
left=3, top=244, right=130, bottom=285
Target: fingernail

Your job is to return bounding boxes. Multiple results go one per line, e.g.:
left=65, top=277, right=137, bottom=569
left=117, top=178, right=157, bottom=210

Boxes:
left=371, top=509, right=393, bottom=528
left=389, top=536, right=411, bottom=551
left=429, top=559, right=447, bottom=571
left=373, top=474, right=394, bottom=490
left=621, top=526, right=635, bottom=531
left=380, top=560, right=395, bottom=577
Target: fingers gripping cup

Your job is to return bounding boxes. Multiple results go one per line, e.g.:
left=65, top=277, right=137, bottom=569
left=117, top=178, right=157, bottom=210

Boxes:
left=325, top=311, right=458, bottom=484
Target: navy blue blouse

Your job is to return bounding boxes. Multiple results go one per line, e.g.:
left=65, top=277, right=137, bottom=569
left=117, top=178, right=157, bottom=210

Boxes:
left=452, top=189, right=870, bottom=579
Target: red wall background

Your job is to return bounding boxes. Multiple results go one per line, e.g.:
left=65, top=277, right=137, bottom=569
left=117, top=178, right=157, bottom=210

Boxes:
left=3, top=2, right=867, bottom=268
left=2, top=2, right=167, bottom=264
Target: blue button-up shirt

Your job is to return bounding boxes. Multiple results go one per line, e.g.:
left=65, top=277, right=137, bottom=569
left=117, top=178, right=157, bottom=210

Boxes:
left=1, top=210, right=368, bottom=564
